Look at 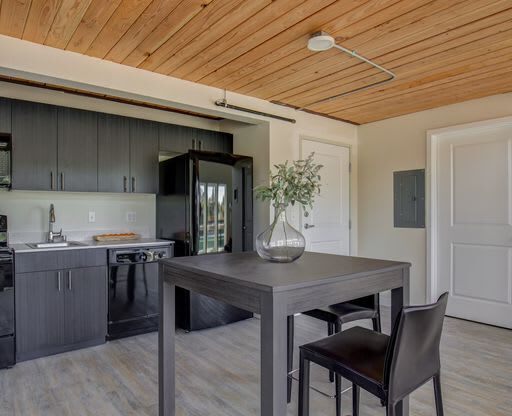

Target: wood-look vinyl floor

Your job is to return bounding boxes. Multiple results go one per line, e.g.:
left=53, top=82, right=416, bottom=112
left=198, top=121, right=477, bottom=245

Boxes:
left=0, top=309, right=510, bottom=416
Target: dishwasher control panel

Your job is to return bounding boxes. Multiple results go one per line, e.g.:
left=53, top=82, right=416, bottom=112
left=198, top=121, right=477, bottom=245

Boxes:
left=108, top=246, right=172, bottom=265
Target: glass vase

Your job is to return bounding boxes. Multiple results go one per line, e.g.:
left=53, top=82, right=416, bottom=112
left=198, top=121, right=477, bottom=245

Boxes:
left=256, top=207, right=305, bottom=263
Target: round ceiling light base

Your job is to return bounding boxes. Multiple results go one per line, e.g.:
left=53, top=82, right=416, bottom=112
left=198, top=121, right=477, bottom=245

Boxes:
left=307, top=32, right=335, bottom=52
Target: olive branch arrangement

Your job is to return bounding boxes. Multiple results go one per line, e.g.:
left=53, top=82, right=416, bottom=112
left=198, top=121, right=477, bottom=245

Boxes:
left=255, top=153, right=323, bottom=217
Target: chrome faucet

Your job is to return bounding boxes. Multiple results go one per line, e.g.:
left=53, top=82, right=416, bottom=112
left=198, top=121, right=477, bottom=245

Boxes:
left=48, top=204, right=64, bottom=243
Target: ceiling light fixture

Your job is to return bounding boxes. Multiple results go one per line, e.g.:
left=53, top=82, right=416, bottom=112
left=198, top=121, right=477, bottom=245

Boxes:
left=297, top=32, right=396, bottom=109
left=307, top=32, right=336, bottom=51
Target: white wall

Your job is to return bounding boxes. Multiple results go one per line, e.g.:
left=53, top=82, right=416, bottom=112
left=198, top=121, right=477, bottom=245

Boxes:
left=0, top=35, right=358, bottom=252
left=0, top=191, right=155, bottom=244
left=358, top=93, right=512, bottom=305
left=220, top=120, right=271, bottom=237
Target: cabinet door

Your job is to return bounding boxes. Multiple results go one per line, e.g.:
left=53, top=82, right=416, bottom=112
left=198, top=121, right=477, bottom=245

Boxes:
left=130, top=118, right=159, bottom=193
left=15, top=271, right=65, bottom=361
left=196, top=130, right=233, bottom=153
left=98, top=113, right=130, bottom=193
left=11, top=100, right=58, bottom=191
left=219, top=132, right=233, bottom=153
left=196, top=129, right=217, bottom=151
left=64, top=266, right=107, bottom=345
left=58, top=107, right=98, bottom=192
left=159, top=123, right=197, bottom=153
left=0, top=98, right=11, bottom=133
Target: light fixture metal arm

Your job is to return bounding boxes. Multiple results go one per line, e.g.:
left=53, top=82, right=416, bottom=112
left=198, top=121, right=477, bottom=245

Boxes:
left=299, top=44, right=395, bottom=110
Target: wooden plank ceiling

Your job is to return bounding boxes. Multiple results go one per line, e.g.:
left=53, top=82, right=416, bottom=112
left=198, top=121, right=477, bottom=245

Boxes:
left=0, top=0, right=511, bottom=124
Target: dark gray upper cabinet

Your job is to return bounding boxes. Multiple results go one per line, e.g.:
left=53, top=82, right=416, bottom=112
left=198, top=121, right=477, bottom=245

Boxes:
left=130, top=118, right=159, bottom=193
left=219, top=132, right=233, bottom=153
left=58, top=107, right=98, bottom=192
left=98, top=113, right=130, bottom=193
left=0, top=97, right=11, bottom=133
left=196, top=129, right=233, bottom=153
left=11, top=100, right=58, bottom=191
left=7, top=97, right=232, bottom=193
left=196, top=129, right=218, bottom=151
left=159, top=123, right=233, bottom=154
left=16, top=270, right=66, bottom=361
left=64, top=266, right=107, bottom=345
left=159, top=123, right=197, bottom=153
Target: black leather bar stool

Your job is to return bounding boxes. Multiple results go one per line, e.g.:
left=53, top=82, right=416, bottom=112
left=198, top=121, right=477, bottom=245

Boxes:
left=287, top=295, right=381, bottom=404
left=298, top=293, right=448, bottom=416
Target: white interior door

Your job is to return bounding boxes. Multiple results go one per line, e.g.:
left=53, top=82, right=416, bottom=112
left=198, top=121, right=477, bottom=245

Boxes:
left=435, top=121, right=512, bottom=328
left=301, top=139, right=350, bottom=255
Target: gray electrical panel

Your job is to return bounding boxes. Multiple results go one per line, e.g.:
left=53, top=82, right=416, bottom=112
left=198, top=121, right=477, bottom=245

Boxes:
left=394, top=169, right=425, bottom=228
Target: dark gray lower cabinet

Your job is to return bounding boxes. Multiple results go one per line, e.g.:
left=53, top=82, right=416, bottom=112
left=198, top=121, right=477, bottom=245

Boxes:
left=15, top=270, right=65, bottom=361
left=64, top=267, right=107, bottom=345
left=15, top=266, right=107, bottom=361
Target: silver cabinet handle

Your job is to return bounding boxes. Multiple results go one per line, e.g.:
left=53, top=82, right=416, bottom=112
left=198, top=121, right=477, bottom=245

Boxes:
left=57, top=271, right=62, bottom=291
left=51, top=171, right=55, bottom=190
left=198, top=140, right=202, bottom=150
left=132, top=176, right=136, bottom=193
left=60, top=172, right=65, bottom=191
left=123, top=176, right=127, bottom=192
left=192, top=139, right=196, bottom=150
left=68, top=270, right=72, bottom=291
left=304, top=223, right=315, bottom=229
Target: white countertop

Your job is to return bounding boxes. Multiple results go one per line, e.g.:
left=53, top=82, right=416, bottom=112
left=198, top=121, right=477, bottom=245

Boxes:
left=10, top=238, right=174, bottom=253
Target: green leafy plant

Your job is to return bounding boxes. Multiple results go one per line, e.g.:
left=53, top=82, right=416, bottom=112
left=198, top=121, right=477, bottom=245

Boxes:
left=255, top=152, right=323, bottom=217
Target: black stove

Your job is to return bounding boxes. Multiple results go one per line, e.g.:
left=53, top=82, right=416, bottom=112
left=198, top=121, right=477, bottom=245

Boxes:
left=0, top=215, right=14, bottom=368
left=0, top=215, right=7, bottom=249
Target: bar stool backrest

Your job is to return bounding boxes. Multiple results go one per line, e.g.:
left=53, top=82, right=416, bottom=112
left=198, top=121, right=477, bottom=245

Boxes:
left=349, top=294, right=379, bottom=310
left=384, top=292, right=449, bottom=403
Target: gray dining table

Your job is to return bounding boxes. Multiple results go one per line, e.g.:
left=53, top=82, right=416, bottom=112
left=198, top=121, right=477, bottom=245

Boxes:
left=159, top=251, right=411, bottom=416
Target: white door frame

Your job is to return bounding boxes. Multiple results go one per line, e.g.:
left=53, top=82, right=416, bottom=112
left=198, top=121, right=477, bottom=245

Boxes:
left=299, top=136, right=352, bottom=254
left=426, top=116, right=512, bottom=303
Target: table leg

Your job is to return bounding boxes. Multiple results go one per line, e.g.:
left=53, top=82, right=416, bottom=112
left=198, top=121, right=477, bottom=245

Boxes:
left=287, top=315, right=294, bottom=403
left=261, top=293, right=288, bottom=416
left=391, top=267, right=410, bottom=416
left=159, top=267, right=176, bottom=416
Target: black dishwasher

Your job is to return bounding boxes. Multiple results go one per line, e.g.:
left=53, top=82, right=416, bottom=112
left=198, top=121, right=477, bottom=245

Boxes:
left=107, top=246, right=172, bottom=340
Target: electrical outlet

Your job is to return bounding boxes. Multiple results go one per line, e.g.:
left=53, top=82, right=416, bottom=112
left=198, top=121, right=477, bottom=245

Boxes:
left=126, top=211, right=136, bottom=223
left=88, top=211, right=96, bottom=223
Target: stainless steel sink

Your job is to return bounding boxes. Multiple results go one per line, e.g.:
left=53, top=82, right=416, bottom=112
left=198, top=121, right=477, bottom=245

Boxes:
left=26, top=241, right=88, bottom=249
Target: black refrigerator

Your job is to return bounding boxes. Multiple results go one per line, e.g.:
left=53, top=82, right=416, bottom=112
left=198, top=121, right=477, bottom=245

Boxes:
left=157, top=150, right=253, bottom=330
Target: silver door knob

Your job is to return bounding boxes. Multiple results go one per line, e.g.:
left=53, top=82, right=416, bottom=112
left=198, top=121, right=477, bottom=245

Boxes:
left=304, top=223, right=315, bottom=229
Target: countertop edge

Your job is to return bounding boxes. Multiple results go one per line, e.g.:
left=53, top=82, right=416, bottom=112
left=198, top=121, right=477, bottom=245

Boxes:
left=11, top=239, right=174, bottom=253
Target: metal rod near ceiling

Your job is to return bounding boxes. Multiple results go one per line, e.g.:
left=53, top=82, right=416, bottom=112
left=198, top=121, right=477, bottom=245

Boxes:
left=214, top=96, right=296, bottom=124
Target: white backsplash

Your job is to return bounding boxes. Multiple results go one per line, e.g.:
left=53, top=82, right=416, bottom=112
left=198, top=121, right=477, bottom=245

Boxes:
left=0, top=190, right=155, bottom=244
